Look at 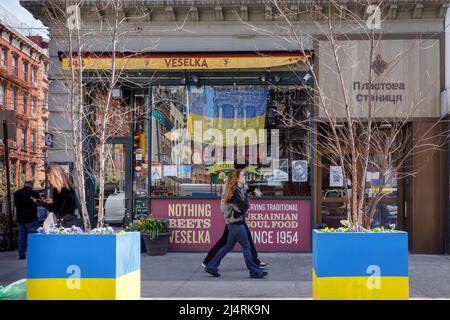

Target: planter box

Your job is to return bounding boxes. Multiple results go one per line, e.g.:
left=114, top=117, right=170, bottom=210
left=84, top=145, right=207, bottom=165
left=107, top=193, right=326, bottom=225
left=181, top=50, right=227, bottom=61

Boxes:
left=312, top=230, right=409, bottom=300
left=27, top=232, right=140, bottom=300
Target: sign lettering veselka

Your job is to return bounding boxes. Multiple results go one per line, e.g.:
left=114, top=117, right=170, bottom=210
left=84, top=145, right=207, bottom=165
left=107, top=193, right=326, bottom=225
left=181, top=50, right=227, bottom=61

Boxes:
left=164, top=58, right=208, bottom=68
left=61, top=52, right=308, bottom=70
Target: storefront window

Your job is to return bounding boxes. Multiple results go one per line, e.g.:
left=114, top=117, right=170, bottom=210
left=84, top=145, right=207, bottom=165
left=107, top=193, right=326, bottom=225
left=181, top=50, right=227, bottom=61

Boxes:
left=146, top=85, right=311, bottom=197
left=366, top=154, right=398, bottom=198
left=319, top=150, right=399, bottom=229
left=371, top=202, right=398, bottom=229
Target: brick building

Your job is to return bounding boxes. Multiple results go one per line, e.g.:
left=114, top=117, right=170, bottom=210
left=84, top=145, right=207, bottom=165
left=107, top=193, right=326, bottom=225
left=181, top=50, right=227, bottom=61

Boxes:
left=0, top=19, right=49, bottom=194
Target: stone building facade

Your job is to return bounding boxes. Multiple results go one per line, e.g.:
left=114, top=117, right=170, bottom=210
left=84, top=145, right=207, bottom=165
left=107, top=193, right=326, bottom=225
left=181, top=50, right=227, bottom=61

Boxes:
left=22, top=0, right=450, bottom=253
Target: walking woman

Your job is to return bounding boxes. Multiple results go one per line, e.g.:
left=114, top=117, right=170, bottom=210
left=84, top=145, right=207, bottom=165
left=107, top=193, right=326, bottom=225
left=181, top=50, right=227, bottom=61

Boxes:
left=205, top=169, right=268, bottom=279
left=41, top=164, right=81, bottom=228
left=202, top=170, right=267, bottom=269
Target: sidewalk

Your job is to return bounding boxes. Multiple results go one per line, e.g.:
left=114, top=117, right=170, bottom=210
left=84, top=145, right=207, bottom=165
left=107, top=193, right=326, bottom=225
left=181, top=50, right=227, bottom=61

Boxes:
left=1, top=251, right=449, bottom=299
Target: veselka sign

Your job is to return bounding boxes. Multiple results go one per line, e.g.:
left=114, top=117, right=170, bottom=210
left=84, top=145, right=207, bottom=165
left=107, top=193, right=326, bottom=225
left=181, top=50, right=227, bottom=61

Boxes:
left=61, top=52, right=308, bottom=70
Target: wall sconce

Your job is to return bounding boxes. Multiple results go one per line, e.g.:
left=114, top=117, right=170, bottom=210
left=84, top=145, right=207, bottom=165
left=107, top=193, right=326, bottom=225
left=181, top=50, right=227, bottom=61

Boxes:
left=260, top=73, right=281, bottom=83
left=190, top=75, right=199, bottom=83
left=180, top=75, right=199, bottom=85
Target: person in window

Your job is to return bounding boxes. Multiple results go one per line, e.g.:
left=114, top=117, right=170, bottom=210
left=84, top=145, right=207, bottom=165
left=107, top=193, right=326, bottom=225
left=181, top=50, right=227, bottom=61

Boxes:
left=205, top=169, right=268, bottom=279
left=201, top=169, right=267, bottom=269
left=41, top=164, right=81, bottom=228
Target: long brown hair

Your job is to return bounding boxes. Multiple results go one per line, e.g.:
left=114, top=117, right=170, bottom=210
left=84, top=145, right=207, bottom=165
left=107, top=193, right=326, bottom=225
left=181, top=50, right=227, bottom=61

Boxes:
left=46, top=164, right=74, bottom=193
left=223, top=169, right=242, bottom=204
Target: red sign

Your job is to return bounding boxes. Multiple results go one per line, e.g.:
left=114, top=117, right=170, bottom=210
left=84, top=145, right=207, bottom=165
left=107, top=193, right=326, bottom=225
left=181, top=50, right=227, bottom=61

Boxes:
left=151, top=198, right=311, bottom=252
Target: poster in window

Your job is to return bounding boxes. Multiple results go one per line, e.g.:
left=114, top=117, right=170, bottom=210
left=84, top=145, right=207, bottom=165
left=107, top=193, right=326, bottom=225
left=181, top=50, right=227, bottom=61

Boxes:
left=164, top=165, right=177, bottom=177
left=151, top=165, right=162, bottom=181
left=329, top=166, right=344, bottom=187
left=179, top=165, right=192, bottom=179
left=272, top=159, right=289, bottom=182
left=292, top=160, right=308, bottom=182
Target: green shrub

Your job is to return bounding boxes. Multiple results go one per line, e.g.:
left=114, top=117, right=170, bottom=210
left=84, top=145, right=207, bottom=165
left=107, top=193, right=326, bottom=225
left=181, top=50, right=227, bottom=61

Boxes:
left=128, top=214, right=169, bottom=240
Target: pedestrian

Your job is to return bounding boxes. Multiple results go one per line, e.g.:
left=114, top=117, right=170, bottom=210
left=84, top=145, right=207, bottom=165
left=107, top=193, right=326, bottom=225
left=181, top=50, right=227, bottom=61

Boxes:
left=201, top=170, right=268, bottom=269
left=205, top=169, right=268, bottom=279
left=13, top=180, right=40, bottom=260
left=41, top=164, right=81, bottom=228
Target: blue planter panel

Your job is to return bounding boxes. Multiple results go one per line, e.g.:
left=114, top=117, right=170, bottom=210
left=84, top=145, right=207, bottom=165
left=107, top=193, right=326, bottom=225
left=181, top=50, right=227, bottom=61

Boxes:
left=312, top=230, right=408, bottom=278
left=26, top=232, right=141, bottom=300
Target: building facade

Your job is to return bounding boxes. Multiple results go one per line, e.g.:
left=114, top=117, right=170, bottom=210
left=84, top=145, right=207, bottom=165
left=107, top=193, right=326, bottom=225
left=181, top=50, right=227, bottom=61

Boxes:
left=0, top=17, right=49, bottom=208
left=22, top=0, right=450, bottom=254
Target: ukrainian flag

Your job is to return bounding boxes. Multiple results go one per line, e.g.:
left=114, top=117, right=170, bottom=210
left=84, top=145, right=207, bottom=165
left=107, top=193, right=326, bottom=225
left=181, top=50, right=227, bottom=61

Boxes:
left=187, top=86, right=269, bottom=146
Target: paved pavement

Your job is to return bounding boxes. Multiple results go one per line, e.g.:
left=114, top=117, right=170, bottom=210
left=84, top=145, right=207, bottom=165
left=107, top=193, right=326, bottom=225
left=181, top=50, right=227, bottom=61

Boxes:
left=1, top=251, right=450, bottom=299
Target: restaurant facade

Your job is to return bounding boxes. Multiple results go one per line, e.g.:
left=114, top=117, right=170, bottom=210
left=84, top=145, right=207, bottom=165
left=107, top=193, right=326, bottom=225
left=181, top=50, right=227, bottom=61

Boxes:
left=22, top=0, right=450, bottom=254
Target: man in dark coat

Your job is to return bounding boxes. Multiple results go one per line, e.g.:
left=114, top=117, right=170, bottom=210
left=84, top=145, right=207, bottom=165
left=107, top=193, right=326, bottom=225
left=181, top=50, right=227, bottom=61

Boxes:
left=13, top=180, right=40, bottom=259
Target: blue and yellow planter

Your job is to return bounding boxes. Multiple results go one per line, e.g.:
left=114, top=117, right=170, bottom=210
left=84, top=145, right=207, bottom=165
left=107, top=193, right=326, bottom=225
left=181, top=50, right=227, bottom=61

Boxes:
left=26, top=232, right=141, bottom=300
left=312, top=230, right=409, bottom=300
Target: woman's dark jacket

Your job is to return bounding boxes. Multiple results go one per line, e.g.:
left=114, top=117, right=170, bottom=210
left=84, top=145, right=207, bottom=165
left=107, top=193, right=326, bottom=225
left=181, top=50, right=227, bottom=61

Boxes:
left=223, top=186, right=249, bottom=224
left=46, top=187, right=78, bottom=219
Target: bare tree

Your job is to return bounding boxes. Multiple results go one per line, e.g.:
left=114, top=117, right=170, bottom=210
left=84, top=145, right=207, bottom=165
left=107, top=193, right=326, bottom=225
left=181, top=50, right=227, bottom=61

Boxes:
left=241, top=0, right=448, bottom=229
left=44, top=0, right=191, bottom=228
left=44, top=0, right=93, bottom=230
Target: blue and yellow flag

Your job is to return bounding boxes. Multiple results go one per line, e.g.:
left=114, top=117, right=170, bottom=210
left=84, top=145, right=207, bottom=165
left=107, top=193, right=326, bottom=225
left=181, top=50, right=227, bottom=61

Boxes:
left=187, top=86, right=269, bottom=146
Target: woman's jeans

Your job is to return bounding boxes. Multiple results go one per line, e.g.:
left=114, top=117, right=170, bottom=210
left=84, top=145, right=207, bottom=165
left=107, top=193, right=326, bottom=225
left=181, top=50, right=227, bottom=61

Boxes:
left=206, top=223, right=263, bottom=277
left=203, top=223, right=260, bottom=265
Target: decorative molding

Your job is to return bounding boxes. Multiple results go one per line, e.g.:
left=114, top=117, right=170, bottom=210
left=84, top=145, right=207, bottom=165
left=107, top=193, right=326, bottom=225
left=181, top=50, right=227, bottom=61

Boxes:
left=165, top=6, right=175, bottom=22
left=290, top=5, right=299, bottom=21
left=215, top=6, right=223, bottom=21
left=265, top=6, right=273, bottom=21
left=313, top=4, right=323, bottom=21
left=138, top=6, right=152, bottom=21
left=438, top=3, right=449, bottom=18
left=240, top=5, right=248, bottom=22
left=338, top=4, right=347, bottom=20
left=22, top=0, right=450, bottom=24
left=96, top=5, right=107, bottom=22
left=189, top=6, right=199, bottom=22
left=387, top=4, right=398, bottom=19
left=412, top=3, right=424, bottom=19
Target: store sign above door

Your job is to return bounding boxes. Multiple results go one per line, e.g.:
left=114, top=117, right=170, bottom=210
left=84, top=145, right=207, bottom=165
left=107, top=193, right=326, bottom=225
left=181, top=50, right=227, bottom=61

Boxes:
left=61, top=52, right=308, bottom=70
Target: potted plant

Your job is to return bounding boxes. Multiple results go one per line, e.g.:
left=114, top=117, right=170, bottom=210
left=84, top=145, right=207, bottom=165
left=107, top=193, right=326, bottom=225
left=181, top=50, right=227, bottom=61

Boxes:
left=129, top=215, right=170, bottom=256
left=312, top=223, right=409, bottom=300
left=27, top=226, right=141, bottom=300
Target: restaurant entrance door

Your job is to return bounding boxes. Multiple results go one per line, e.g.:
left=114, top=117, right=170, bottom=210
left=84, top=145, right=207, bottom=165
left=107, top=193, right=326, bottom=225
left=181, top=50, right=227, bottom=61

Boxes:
left=87, top=136, right=133, bottom=227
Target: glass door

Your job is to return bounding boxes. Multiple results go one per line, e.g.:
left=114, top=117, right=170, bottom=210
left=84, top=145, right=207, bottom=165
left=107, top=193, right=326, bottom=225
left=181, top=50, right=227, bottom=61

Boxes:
left=101, top=137, right=132, bottom=227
